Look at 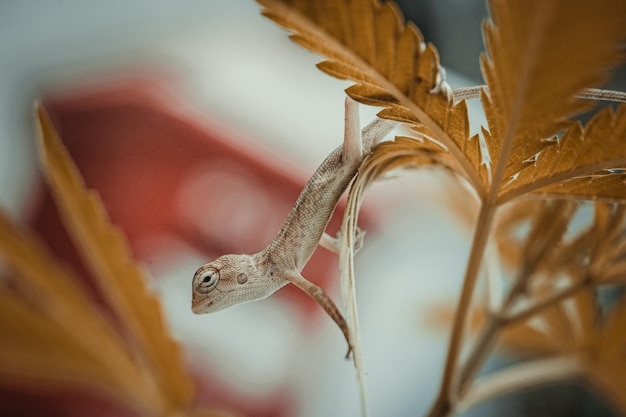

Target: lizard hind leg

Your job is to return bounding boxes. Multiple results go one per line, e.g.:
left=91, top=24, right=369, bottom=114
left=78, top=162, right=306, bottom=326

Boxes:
left=341, top=97, right=363, bottom=163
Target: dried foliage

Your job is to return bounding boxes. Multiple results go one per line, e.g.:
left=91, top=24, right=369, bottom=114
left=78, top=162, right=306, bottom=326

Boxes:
left=2, top=0, right=626, bottom=416
left=0, top=105, right=232, bottom=417
left=256, top=0, right=626, bottom=416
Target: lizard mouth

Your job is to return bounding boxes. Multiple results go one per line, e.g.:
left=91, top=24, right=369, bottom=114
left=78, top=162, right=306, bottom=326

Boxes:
left=191, top=291, right=230, bottom=314
left=191, top=296, right=215, bottom=314
left=191, top=300, right=213, bottom=314
left=191, top=286, right=236, bottom=314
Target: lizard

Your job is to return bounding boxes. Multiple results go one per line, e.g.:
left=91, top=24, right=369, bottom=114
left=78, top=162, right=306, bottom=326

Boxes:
left=191, top=97, right=395, bottom=357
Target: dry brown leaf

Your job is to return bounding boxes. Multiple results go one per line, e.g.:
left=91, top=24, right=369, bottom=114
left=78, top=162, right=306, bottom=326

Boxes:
left=569, top=289, right=598, bottom=351
left=0, top=206, right=169, bottom=414
left=498, top=320, right=563, bottom=356
left=255, top=0, right=626, bottom=414
left=536, top=203, right=626, bottom=285
left=493, top=199, right=540, bottom=268
left=422, top=301, right=569, bottom=357
left=35, top=104, right=193, bottom=412
left=427, top=0, right=626, bottom=407
left=586, top=204, right=626, bottom=281
left=516, top=200, right=576, bottom=275
left=0, top=292, right=162, bottom=414
left=449, top=196, right=626, bottom=409
left=482, top=0, right=626, bottom=188
left=510, top=289, right=626, bottom=414
left=500, top=105, right=626, bottom=202
left=0, top=208, right=165, bottom=411
left=256, top=0, right=487, bottom=194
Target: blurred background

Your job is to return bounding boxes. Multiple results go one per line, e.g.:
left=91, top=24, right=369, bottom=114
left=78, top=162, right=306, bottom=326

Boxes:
left=0, top=1, right=623, bottom=416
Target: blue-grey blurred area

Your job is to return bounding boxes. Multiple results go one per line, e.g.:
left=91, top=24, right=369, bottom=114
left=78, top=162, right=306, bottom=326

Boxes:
left=0, top=1, right=230, bottom=216
left=397, top=0, right=626, bottom=92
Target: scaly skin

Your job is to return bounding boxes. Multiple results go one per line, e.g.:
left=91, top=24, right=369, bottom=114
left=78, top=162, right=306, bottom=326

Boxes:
left=191, top=98, right=395, bottom=356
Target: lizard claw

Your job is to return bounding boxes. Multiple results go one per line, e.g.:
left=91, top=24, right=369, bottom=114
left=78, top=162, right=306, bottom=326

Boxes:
left=352, top=227, right=366, bottom=253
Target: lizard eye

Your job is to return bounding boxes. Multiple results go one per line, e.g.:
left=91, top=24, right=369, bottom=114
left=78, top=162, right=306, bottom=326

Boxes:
left=194, top=267, right=219, bottom=294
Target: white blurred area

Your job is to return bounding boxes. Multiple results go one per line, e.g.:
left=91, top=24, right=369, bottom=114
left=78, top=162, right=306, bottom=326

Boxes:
left=0, top=2, right=485, bottom=416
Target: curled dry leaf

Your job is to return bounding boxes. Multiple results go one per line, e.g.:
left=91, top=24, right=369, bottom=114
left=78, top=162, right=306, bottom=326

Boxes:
left=339, top=135, right=462, bottom=410
left=36, top=104, right=193, bottom=410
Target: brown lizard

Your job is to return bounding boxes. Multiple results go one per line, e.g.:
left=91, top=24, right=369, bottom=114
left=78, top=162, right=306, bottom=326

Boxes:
left=191, top=97, right=395, bottom=357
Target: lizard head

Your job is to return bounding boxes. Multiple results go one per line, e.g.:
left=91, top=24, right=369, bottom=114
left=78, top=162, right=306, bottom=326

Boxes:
left=192, top=253, right=282, bottom=314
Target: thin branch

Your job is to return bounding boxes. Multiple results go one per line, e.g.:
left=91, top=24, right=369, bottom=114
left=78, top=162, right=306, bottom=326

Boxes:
left=452, top=86, right=484, bottom=101
left=580, top=88, right=626, bottom=103
left=456, top=273, right=527, bottom=391
left=504, top=280, right=589, bottom=325
left=427, top=203, right=496, bottom=417
left=429, top=71, right=540, bottom=416
left=457, top=280, right=589, bottom=392
left=453, top=86, right=626, bottom=103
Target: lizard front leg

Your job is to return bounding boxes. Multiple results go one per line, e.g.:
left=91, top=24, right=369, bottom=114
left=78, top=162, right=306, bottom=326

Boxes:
left=319, top=229, right=366, bottom=254
left=286, top=273, right=352, bottom=358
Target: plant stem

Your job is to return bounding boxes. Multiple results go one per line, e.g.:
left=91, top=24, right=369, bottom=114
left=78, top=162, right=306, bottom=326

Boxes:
left=453, top=86, right=626, bottom=103
left=457, top=316, right=504, bottom=392
left=430, top=69, right=526, bottom=413
left=455, top=267, right=527, bottom=396
left=427, top=202, right=496, bottom=417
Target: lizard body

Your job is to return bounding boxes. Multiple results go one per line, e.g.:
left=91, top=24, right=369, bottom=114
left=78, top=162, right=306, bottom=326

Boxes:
left=192, top=98, right=394, bottom=355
